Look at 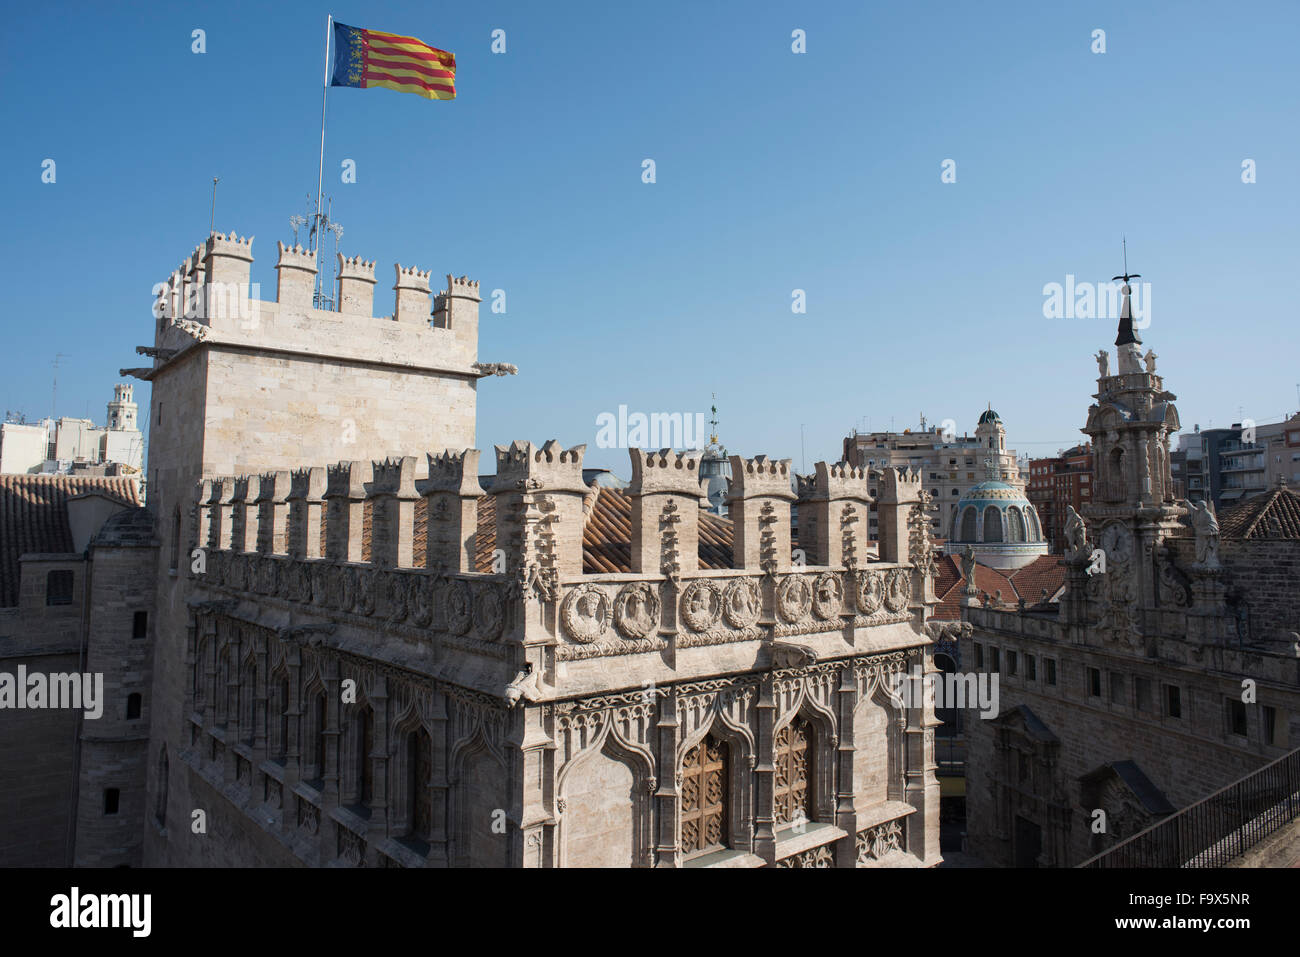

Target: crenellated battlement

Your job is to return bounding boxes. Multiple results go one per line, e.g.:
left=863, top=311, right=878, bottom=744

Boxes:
left=371, top=456, right=419, bottom=498
left=876, top=466, right=923, bottom=503
left=424, top=448, right=482, bottom=495
left=190, top=442, right=932, bottom=683
left=141, top=230, right=503, bottom=392
left=729, top=454, right=795, bottom=499
left=628, top=448, right=702, bottom=495
left=325, top=460, right=372, bottom=499
left=442, top=275, right=481, bottom=299
left=491, top=440, right=588, bottom=494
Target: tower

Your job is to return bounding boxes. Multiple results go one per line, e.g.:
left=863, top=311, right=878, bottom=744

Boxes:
left=1075, top=265, right=1185, bottom=638
left=122, top=228, right=511, bottom=866
left=106, top=383, right=138, bottom=431
left=975, top=406, right=1006, bottom=457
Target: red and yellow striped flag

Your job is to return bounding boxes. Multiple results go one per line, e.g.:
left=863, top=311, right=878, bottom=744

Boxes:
left=331, top=22, right=456, bottom=101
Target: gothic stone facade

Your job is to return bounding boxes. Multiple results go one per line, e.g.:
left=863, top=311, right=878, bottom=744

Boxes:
left=119, top=231, right=942, bottom=867
left=175, top=450, right=944, bottom=867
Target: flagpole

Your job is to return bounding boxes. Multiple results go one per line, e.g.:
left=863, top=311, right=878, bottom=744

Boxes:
left=313, top=13, right=333, bottom=305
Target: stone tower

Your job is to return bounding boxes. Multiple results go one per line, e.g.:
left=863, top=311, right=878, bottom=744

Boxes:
left=1072, top=277, right=1184, bottom=638
left=122, top=230, right=511, bottom=866
left=107, top=383, right=138, bottom=431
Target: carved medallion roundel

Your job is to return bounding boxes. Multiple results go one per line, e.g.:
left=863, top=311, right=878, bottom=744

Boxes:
left=614, top=582, right=660, bottom=640
left=723, top=578, right=761, bottom=629
left=474, top=586, right=505, bottom=640
left=856, top=571, right=884, bottom=615
left=812, top=572, right=843, bottom=619
left=777, top=575, right=812, bottom=622
left=680, top=580, right=722, bottom=632
left=883, top=568, right=910, bottom=612
left=445, top=580, right=473, bottom=635
left=561, top=583, right=612, bottom=644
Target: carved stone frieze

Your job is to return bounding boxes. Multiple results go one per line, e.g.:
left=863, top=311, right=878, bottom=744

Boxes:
left=856, top=818, right=904, bottom=864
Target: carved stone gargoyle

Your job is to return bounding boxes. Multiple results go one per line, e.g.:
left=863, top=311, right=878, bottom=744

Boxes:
left=276, top=623, right=337, bottom=646
left=504, top=668, right=542, bottom=708
left=771, top=641, right=818, bottom=669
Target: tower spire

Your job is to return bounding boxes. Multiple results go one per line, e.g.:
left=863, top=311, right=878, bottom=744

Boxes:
left=1112, top=237, right=1142, bottom=347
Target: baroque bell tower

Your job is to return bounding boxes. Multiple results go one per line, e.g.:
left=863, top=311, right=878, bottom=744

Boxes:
left=1070, top=260, right=1186, bottom=644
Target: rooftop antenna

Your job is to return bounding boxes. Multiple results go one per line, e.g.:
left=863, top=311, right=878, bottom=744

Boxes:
left=50, top=353, right=68, bottom=423
left=314, top=196, right=344, bottom=311
left=289, top=214, right=308, bottom=248
left=209, top=177, right=219, bottom=234
left=708, top=393, right=720, bottom=448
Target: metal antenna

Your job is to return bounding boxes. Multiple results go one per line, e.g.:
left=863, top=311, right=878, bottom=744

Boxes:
left=1112, top=236, right=1141, bottom=284
left=209, top=178, right=219, bottom=234
left=51, top=353, right=68, bottom=423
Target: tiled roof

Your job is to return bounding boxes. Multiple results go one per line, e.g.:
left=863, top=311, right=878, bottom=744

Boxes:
left=399, top=486, right=733, bottom=574
left=1218, top=486, right=1300, bottom=540
left=931, top=552, right=1065, bottom=620
left=581, top=487, right=734, bottom=573
left=0, top=474, right=141, bottom=606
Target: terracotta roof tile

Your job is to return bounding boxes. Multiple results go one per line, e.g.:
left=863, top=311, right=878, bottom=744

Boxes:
left=0, top=474, right=141, bottom=606
left=930, top=551, right=1064, bottom=622
left=1219, top=486, right=1300, bottom=540
left=1007, top=554, right=1067, bottom=603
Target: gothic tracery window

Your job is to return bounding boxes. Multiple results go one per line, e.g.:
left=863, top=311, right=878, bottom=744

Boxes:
left=408, top=726, right=433, bottom=841
left=356, top=705, right=375, bottom=806
left=774, top=715, right=814, bottom=827
left=680, top=733, right=728, bottom=857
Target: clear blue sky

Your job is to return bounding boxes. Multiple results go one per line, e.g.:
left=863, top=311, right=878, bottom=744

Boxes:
left=3, top=0, right=1297, bottom=473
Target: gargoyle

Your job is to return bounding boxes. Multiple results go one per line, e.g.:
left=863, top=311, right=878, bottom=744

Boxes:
left=504, top=669, right=541, bottom=707
left=771, top=641, right=818, bottom=668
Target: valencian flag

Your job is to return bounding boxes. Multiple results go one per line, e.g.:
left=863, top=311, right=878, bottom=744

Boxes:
left=330, top=21, right=456, bottom=101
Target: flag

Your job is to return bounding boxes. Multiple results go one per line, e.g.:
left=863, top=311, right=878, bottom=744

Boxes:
left=330, top=21, right=456, bottom=101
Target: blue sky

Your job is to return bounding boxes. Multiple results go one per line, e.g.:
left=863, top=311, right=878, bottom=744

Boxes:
left=2, top=0, right=1297, bottom=473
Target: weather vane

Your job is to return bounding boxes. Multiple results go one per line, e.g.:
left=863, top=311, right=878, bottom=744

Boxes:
left=1112, top=236, right=1140, bottom=284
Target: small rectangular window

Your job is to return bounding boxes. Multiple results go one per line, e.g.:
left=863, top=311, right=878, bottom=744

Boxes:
left=1227, top=698, right=1247, bottom=737
left=1136, top=677, right=1152, bottom=712
left=1110, top=673, right=1125, bottom=704
left=990, top=648, right=1001, bottom=673
left=1088, top=668, right=1102, bottom=697
left=1026, top=655, right=1037, bottom=681
left=46, top=570, right=74, bottom=606
left=1007, top=651, right=1018, bottom=676
left=104, top=788, right=120, bottom=815
left=1046, top=659, right=1057, bottom=686
left=974, top=643, right=984, bottom=669
left=1166, top=685, right=1182, bottom=719
left=1263, top=706, right=1277, bottom=745
left=132, top=611, right=148, bottom=639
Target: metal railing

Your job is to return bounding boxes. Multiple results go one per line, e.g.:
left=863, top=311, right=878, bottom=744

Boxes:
left=1079, top=747, right=1300, bottom=868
